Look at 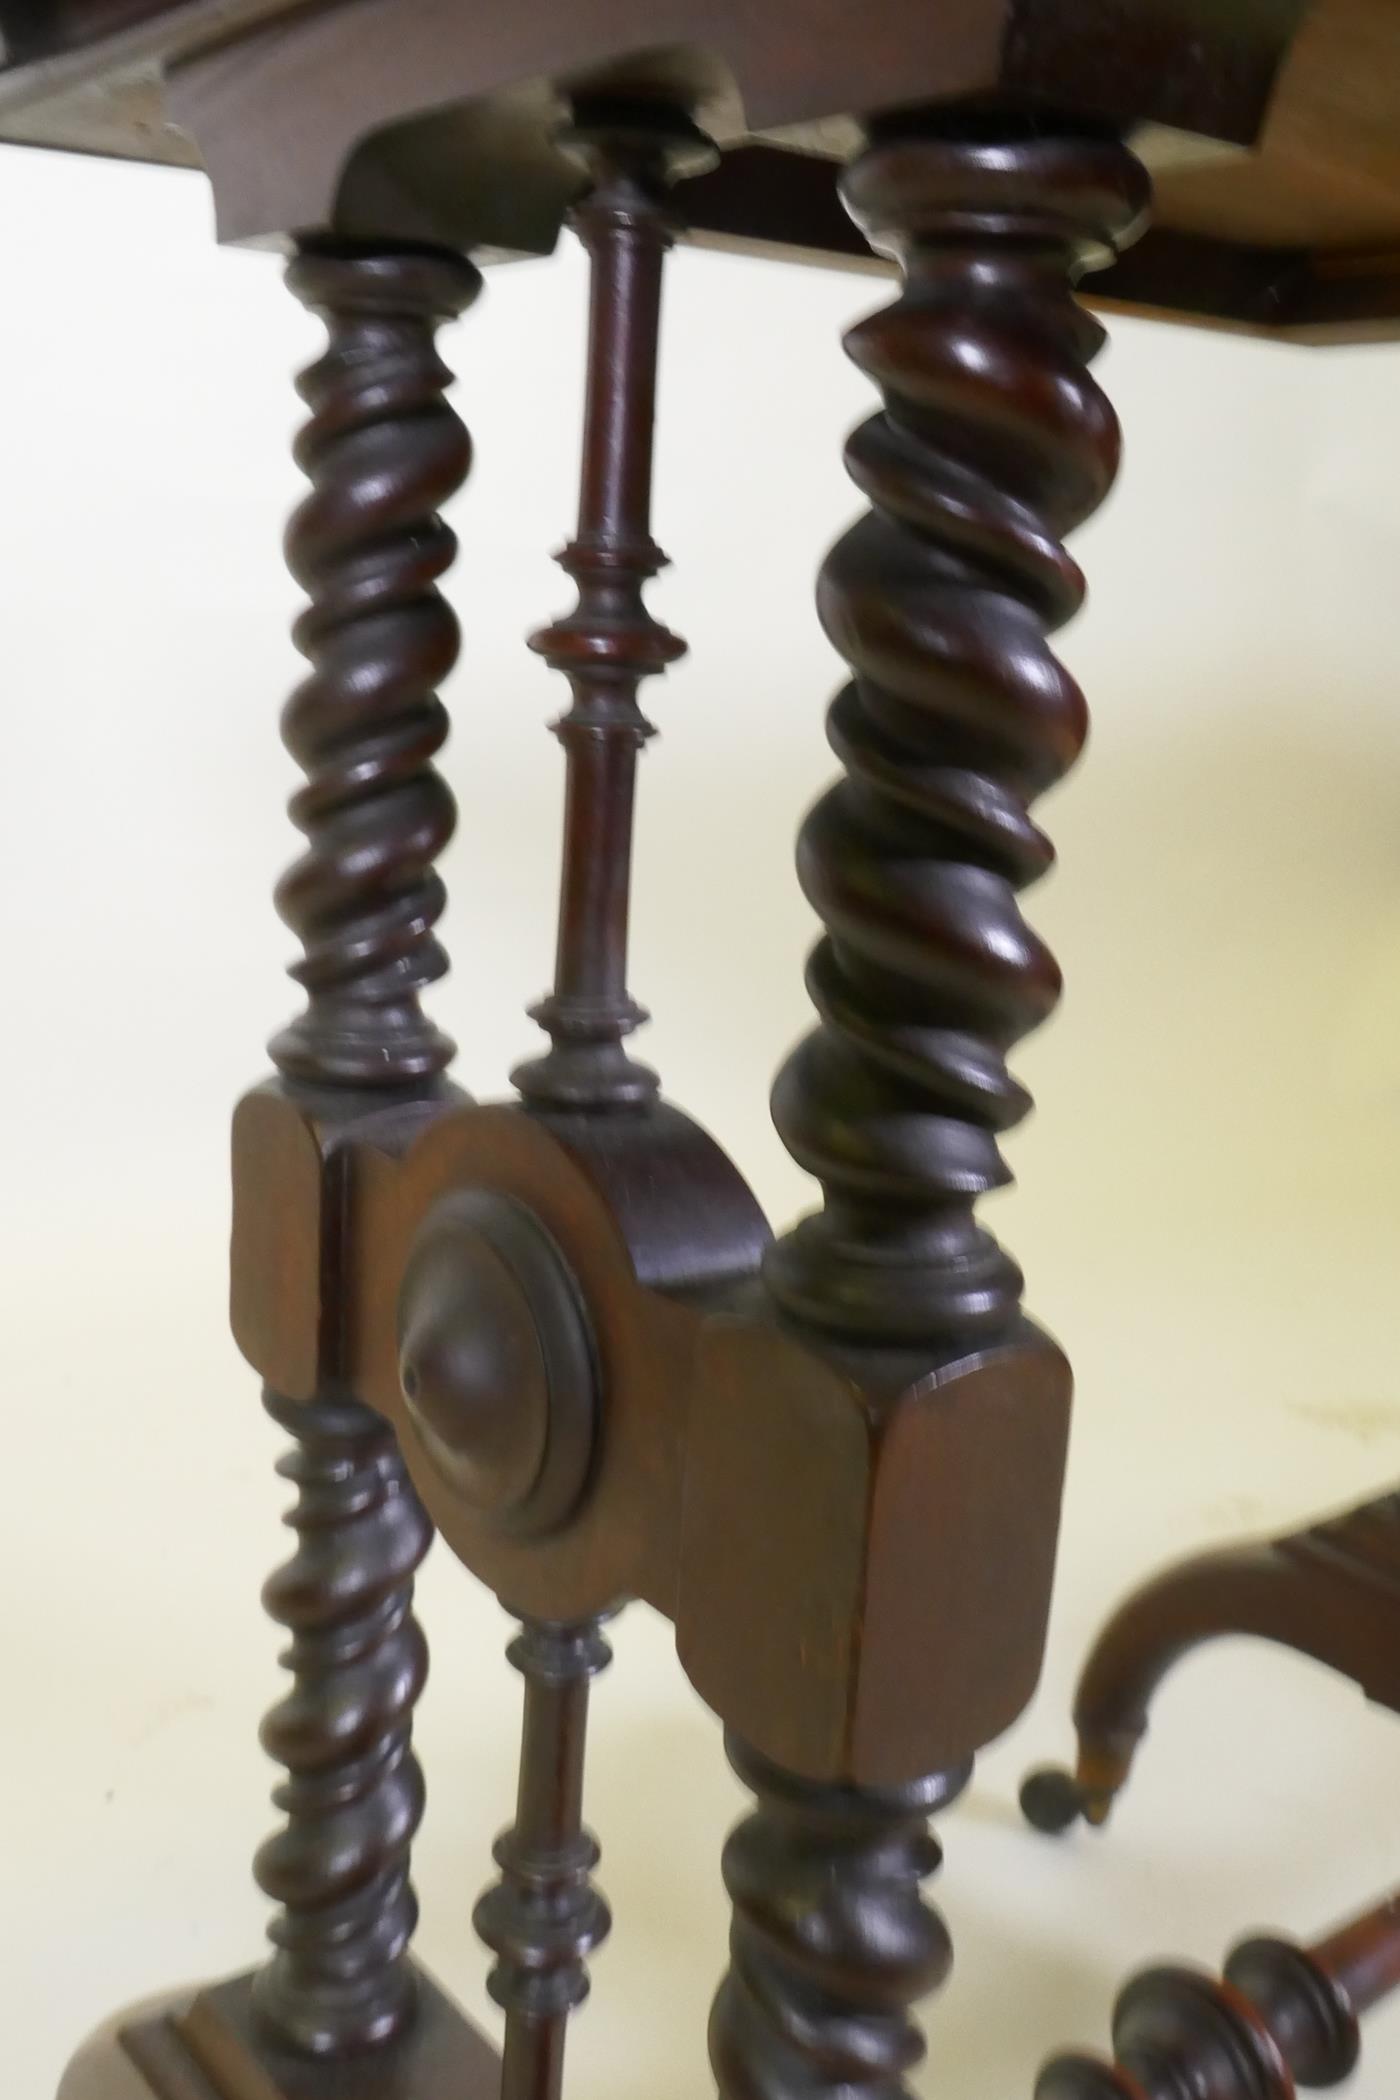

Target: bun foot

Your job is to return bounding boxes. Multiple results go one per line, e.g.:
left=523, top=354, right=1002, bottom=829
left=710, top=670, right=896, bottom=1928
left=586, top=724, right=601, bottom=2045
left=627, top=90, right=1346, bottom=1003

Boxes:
left=1020, top=1764, right=1118, bottom=1835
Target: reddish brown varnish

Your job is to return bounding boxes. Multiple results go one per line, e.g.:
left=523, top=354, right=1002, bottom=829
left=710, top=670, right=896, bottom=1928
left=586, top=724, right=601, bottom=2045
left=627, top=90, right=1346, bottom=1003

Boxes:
left=1037, top=1888, right=1400, bottom=2099
left=21, top=9, right=1391, bottom=2100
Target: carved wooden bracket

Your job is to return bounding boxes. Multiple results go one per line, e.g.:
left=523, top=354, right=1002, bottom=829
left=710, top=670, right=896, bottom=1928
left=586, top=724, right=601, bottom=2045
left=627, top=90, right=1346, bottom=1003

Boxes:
left=231, top=1085, right=1069, bottom=1784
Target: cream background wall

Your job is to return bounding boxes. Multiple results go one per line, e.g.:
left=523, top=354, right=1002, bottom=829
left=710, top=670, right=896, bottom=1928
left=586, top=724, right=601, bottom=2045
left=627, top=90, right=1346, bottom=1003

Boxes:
left=5, top=140, right=1400, bottom=2094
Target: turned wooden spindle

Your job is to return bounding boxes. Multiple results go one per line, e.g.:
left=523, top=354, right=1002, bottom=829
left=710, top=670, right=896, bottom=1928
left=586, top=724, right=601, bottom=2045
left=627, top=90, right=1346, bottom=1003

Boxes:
left=712, top=115, right=1150, bottom=2100
left=253, top=1394, right=432, bottom=2055
left=252, top=241, right=481, bottom=2057
left=473, top=1619, right=614, bottom=2100
left=271, top=244, right=479, bottom=1088
left=476, top=103, right=708, bottom=2100
left=513, top=101, right=712, bottom=1111
left=1036, top=1888, right=1400, bottom=2098
left=765, top=117, right=1150, bottom=1345
left=711, top=1739, right=966, bottom=2100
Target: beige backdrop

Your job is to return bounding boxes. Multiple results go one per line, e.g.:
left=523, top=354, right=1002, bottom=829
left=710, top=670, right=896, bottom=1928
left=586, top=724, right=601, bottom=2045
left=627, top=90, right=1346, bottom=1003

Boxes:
left=5, top=139, right=1400, bottom=2096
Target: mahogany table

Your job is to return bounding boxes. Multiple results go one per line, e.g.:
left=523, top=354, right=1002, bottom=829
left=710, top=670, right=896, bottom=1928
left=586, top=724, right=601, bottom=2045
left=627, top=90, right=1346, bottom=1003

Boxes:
left=12, top=3, right=1400, bottom=2098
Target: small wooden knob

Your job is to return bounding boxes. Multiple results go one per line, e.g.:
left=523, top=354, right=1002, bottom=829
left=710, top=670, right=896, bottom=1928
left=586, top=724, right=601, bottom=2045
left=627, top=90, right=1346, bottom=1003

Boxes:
left=397, top=1190, right=598, bottom=1536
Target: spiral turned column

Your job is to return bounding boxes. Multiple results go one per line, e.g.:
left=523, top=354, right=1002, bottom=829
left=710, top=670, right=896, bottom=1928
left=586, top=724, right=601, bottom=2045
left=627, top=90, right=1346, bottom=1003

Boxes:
left=711, top=1739, right=967, bottom=2100
left=251, top=244, right=481, bottom=2058
left=715, top=115, right=1150, bottom=2100
left=252, top=1394, right=431, bottom=2054
left=271, top=244, right=480, bottom=1087
left=765, top=119, right=1150, bottom=1344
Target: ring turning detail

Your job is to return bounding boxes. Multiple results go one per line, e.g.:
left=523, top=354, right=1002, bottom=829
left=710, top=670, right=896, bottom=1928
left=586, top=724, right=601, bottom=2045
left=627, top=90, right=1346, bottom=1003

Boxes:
left=240, top=238, right=487, bottom=2063
left=270, top=246, right=481, bottom=1089
left=34, top=7, right=1360, bottom=2100
left=1037, top=1889, right=1400, bottom=2099
left=765, top=123, right=1150, bottom=1345
left=514, top=102, right=713, bottom=1111
left=252, top=1392, right=432, bottom=2055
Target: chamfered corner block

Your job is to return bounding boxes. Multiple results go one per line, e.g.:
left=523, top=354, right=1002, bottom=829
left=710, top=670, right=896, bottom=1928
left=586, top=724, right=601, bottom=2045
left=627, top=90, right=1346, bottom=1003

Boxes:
left=680, top=1314, right=1072, bottom=1784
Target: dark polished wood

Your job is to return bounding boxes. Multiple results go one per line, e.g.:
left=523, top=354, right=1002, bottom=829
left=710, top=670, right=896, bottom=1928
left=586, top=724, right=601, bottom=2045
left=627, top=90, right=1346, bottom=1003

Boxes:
left=474, top=1619, right=613, bottom=2100
left=1023, top=1486, right=1400, bottom=1837
left=271, top=245, right=479, bottom=1090
left=513, top=102, right=705, bottom=1112
left=710, top=1738, right=966, bottom=2100
left=465, top=112, right=672, bottom=2100
left=27, top=1, right=1394, bottom=2097
left=0, top=0, right=1354, bottom=337
left=63, top=1968, right=500, bottom=2100
left=679, top=113, right=1142, bottom=1788
left=57, top=229, right=506, bottom=2100
left=252, top=1392, right=432, bottom=2055
left=244, top=242, right=482, bottom=2064
left=765, top=117, right=1148, bottom=1345
left=396, top=1187, right=601, bottom=1541
left=1036, top=1888, right=1400, bottom=2099
left=200, top=129, right=1149, bottom=2100
left=700, top=108, right=1149, bottom=2100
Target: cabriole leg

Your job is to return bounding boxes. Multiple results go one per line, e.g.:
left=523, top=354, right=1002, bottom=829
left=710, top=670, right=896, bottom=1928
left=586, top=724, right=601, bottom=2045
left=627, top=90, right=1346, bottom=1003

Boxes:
left=1022, top=1491, right=1400, bottom=1837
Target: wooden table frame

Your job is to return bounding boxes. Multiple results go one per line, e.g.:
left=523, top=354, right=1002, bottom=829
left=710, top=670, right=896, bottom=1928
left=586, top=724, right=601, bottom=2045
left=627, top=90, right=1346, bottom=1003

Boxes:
left=8, top=3, right=1400, bottom=2097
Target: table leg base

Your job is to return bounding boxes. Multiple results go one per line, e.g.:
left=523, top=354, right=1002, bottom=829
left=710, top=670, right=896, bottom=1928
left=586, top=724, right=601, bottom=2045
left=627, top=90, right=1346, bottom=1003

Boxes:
left=58, top=1967, right=501, bottom=2100
left=1020, top=1488, right=1400, bottom=1838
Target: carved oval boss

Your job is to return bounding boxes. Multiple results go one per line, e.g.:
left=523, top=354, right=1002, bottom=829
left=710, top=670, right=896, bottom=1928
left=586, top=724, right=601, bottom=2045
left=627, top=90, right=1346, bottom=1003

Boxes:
left=397, top=1188, right=600, bottom=1538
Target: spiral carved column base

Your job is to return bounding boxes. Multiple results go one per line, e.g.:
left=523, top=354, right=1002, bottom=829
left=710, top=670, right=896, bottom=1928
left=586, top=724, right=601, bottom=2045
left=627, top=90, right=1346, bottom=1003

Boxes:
left=62, top=1396, right=503, bottom=2100
left=710, top=1738, right=968, bottom=2100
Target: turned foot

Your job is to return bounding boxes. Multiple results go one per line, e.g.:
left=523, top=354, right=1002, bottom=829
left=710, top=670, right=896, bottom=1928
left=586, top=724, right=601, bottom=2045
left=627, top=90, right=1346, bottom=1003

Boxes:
left=1023, top=1497, right=1400, bottom=1839
left=1020, top=1766, right=1117, bottom=1837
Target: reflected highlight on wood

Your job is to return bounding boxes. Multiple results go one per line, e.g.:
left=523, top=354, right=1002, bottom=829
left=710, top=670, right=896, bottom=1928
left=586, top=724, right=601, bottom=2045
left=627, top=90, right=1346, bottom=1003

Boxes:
left=1037, top=1887, right=1400, bottom=2099
left=710, top=1737, right=967, bottom=2100
left=474, top=1619, right=613, bottom=2100
left=514, top=103, right=708, bottom=1111
left=271, top=244, right=480, bottom=1089
left=765, top=118, right=1150, bottom=1344
left=1022, top=1487, right=1400, bottom=1836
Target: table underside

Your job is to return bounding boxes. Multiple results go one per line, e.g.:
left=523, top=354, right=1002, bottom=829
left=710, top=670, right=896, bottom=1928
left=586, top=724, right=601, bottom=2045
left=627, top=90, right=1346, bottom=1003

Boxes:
left=0, top=0, right=1397, bottom=339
